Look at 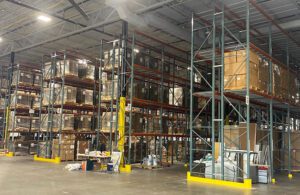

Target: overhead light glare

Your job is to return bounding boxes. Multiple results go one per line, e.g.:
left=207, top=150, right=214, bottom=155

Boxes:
left=0, top=37, right=2, bottom=42
left=78, top=59, right=87, bottom=65
left=134, top=48, right=139, bottom=53
left=37, top=15, right=51, bottom=22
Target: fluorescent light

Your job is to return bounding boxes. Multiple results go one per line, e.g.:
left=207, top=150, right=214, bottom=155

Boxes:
left=0, top=37, right=2, bottom=42
left=78, top=59, right=87, bottom=65
left=134, top=48, right=139, bottom=53
left=37, top=15, right=51, bottom=22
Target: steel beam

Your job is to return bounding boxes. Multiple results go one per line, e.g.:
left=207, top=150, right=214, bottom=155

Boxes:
left=67, top=0, right=89, bottom=21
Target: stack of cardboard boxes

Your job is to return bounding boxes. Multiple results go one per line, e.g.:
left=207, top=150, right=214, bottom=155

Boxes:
left=52, top=134, right=75, bottom=161
left=224, top=48, right=300, bottom=104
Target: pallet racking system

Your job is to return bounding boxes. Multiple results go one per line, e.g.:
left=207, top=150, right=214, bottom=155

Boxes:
left=189, top=0, right=300, bottom=184
left=3, top=61, right=41, bottom=154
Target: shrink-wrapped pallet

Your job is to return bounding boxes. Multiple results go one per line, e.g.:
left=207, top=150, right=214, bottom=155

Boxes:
left=78, top=63, right=95, bottom=80
left=127, top=80, right=148, bottom=99
left=56, top=60, right=78, bottom=77
left=104, top=49, right=121, bottom=70
left=101, top=112, right=117, bottom=132
left=10, top=93, right=35, bottom=108
left=8, top=112, right=31, bottom=132
left=169, top=87, right=183, bottom=106
left=102, top=80, right=118, bottom=99
left=40, top=114, right=74, bottom=132
left=75, top=115, right=92, bottom=132
left=43, top=85, right=77, bottom=106
left=12, top=70, right=33, bottom=86
left=76, top=88, right=93, bottom=105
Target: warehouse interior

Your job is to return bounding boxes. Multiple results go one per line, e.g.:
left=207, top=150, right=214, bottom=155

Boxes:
left=0, top=0, right=300, bottom=194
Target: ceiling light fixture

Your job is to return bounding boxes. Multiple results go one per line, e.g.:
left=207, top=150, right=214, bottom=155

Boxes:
left=0, top=37, right=3, bottom=42
left=37, top=15, right=51, bottom=22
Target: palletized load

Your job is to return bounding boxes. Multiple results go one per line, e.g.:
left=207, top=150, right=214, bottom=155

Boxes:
left=104, top=49, right=120, bottom=70
left=12, top=70, right=33, bottom=86
left=127, top=79, right=148, bottom=99
left=169, top=87, right=183, bottom=106
left=78, top=62, right=95, bottom=80
left=52, top=135, right=75, bottom=161
left=40, top=114, right=74, bottom=132
left=75, top=115, right=93, bottom=132
left=44, top=60, right=79, bottom=79
left=8, top=112, right=39, bottom=132
left=76, top=88, right=93, bottom=106
left=224, top=48, right=300, bottom=104
left=10, top=92, right=37, bottom=109
left=0, top=78, right=8, bottom=93
left=224, top=49, right=260, bottom=91
left=100, top=112, right=117, bottom=132
left=102, top=80, right=118, bottom=100
left=43, top=84, right=77, bottom=106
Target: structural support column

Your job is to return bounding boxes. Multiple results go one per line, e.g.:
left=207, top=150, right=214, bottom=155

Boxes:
left=118, top=20, right=131, bottom=172
left=246, top=0, right=251, bottom=179
left=211, top=3, right=216, bottom=179
left=286, top=41, right=292, bottom=178
left=268, top=24, right=274, bottom=179
left=220, top=0, right=225, bottom=180
left=189, top=13, right=194, bottom=175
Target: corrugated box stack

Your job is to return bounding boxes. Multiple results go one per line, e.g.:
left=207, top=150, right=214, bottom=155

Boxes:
left=224, top=49, right=260, bottom=91
left=224, top=48, right=300, bottom=104
left=284, top=132, right=300, bottom=170
left=52, top=134, right=75, bottom=161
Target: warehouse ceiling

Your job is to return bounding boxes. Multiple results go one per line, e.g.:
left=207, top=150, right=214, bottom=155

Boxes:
left=0, top=0, right=299, bottom=69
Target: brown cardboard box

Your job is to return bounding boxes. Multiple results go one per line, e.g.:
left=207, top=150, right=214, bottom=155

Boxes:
left=239, top=123, right=257, bottom=151
left=224, top=125, right=239, bottom=149
left=224, top=66, right=258, bottom=90
left=77, top=141, right=90, bottom=154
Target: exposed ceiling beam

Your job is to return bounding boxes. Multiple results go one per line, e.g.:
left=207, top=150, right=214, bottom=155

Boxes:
left=250, top=0, right=300, bottom=47
left=5, top=0, right=113, bottom=38
left=67, top=0, right=89, bottom=21
left=105, top=0, right=199, bottom=43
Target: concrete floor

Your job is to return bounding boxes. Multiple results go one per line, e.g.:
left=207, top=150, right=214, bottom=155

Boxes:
left=0, top=156, right=299, bottom=195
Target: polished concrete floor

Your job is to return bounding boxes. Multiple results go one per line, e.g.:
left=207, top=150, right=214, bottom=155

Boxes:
left=0, top=156, right=299, bottom=195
